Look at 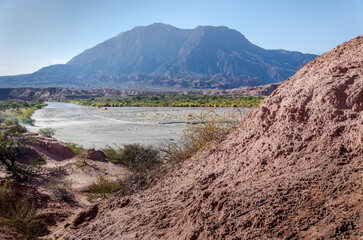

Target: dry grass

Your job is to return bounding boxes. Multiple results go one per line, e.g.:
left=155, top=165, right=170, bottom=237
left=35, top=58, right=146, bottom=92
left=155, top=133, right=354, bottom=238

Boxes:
left=88, top=176, right=120, bottom=199
left=47, top=178, right=74, bottom=203
left=0, top=182, right=47, bottom=239
left=161, top=108, right=246, bottom=162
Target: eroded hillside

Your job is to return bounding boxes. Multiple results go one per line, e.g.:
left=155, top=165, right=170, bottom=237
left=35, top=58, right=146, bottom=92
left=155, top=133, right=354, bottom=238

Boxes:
left=64, top=36, right=363, bottom=239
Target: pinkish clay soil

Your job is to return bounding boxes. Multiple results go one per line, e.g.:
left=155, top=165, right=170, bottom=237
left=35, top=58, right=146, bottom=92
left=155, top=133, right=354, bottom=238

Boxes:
left=64, top=36, right=363, bottom=239
left=0, top=133, right=129, bottom=240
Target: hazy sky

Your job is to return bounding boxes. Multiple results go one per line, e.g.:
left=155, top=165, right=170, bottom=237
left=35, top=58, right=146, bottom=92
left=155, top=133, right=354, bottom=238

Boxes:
left=0, top=0, right=362, bottom=76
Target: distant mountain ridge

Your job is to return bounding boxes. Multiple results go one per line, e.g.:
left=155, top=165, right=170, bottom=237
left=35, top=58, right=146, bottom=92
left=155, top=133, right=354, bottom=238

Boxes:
left=0, top=23, right=317, bottom=89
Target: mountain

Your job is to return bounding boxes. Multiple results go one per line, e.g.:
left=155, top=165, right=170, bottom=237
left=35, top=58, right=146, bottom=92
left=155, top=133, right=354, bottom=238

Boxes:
left=65, top=35, right=363, bottom=239
left=0, top=23, right=317, bottom=89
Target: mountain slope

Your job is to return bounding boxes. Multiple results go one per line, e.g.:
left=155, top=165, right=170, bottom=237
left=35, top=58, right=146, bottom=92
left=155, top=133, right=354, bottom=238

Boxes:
left=65, top=35, right=362, bottom=239
left=0, top=24, right=317, bottom=89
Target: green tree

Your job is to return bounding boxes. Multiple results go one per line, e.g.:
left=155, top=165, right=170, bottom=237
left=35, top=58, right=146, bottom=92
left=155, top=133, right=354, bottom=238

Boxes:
left=0, top=119, right=29, bottom=173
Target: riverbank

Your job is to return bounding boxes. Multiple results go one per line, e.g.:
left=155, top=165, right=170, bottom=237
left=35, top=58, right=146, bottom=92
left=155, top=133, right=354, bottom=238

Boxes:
left=70, top=94, right=264, bottom=108
left=0, top=100, right=46, bottom=125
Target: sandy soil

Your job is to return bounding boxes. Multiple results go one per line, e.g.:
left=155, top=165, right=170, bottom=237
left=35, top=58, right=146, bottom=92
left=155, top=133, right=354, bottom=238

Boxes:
left=0, top=135, right=130, bottom=240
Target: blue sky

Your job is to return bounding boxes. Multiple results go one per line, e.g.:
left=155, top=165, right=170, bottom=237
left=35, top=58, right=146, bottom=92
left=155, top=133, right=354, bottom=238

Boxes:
left=0, top=0, right=362, bottom=76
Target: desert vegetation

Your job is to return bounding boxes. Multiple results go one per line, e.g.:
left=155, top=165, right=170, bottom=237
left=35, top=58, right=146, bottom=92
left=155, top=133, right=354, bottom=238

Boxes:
left=47, top=178, right=74, bottom=202
left=162, top=108, right=246, bottom=162
left=0, top=181, right=47, bottom=239
left=38, top=127, right=56, bottom=138
left=0, top=101, right=46, bottom=125
left=71, top=94, right=264, bottom=108
left=0, top=118, right=45, bottom=182
left=65, top=143, right=85, bottom=156
left=102, top=144, right=161, bottom=170
left=89, top=144, right=163, bottom=199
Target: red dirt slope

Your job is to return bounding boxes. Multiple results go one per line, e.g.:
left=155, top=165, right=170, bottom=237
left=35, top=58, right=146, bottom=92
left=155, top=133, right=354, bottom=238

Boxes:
left=65, top=36, right=363, bottom=239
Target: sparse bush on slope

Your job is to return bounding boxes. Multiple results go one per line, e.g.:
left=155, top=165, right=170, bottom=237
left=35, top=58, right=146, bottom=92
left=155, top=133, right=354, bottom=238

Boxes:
left=38, top=127, right=56, bottom=138
left=102, top=144, right=161, bottom=171
left=0, top=182, right=47, bottom=240
left=65, top=143, right=85, bottom=156
left=162, top=108, right=246, bottom=163
left=0, top=119, right=44, bottom=182
left=47, top=178, right=75, bottom=203
left=92, top=144, right=163, bottom=199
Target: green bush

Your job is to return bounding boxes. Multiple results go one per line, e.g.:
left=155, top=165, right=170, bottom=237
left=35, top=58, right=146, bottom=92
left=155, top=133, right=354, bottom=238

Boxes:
left=0, top=119, right=41, bottom=182
left=0, top=101, right=46, bottom=126
left=65, top=143, right=85, bottom=155
left=70, top=94, right=264, bottom=108
left=38, top=127, right=56, bottom=138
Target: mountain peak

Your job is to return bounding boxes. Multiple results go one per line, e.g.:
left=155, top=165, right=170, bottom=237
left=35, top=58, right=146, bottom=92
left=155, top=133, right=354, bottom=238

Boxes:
left=0, top=24, right=318, bottom=89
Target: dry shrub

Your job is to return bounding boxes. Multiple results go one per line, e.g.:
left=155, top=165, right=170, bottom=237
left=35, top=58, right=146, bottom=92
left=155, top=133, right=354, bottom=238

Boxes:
left=75, top=152, right=89, bottom=169
left=162, top=108, right=246, bottom=163
left=102, top=144, right=162, bottom=171
left=88, top=171, right=161, bottom=200
left=89, top=144, right=165, bottom=199
left=88, top=176, right=120, bottom=199
left=0, top=182, right=47, bottom=239
left=47, top=178, right=74, bottom=203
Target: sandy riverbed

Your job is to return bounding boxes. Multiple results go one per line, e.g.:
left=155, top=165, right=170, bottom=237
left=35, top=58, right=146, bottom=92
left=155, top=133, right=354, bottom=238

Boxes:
left=26, top=102, right=249, bottom=149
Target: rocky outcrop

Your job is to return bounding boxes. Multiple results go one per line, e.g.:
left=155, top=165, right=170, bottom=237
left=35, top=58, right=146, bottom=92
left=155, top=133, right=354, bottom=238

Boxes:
left=65, top=35, right=363, bottom=239
left=87, top=149, right=106, bottom=162
left=71, top=204, right=99, bottom=229
left=34, top=136, right=74, bottom=159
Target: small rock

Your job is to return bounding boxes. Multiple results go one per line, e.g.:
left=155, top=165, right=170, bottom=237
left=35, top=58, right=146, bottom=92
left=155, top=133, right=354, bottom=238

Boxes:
left=87, top=149, right=107, bottom=161
left=71, top=204, right=99, bottom=229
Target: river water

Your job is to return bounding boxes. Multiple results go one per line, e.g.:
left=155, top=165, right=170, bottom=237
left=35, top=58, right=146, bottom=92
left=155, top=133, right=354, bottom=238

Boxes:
left=26, top=102, right=249, bottom=149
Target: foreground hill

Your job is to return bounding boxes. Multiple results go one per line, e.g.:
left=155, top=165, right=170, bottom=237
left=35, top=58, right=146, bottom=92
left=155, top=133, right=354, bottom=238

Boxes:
left=0, top=23, right=316, bottom=89
left=65, top=35, right=362, bottom=239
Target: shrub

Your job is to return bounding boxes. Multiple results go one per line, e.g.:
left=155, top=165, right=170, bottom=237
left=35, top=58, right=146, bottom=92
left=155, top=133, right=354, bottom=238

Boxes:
left=47, top=179, right=74, bottom=203
left=0, top=119, right=40, bottom=181
left=65, top=143, right=85, bottom=155
left=102, top=144, right=162, bottom=171
left=38, top=127, right=56, bottom=138
left=0, top=182, right=47, bottom=239
left=88, top=173, right=159, bottom=200
left=88, top=176, right=121, bottom=199
left=161, top=108, right=245, bottom=162
left=75, top=152, right=88, bottom=169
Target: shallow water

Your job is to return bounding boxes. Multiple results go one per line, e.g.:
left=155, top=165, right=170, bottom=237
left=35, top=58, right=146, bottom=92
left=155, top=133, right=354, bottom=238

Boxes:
left=26, top=102, right=249, bottom=149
